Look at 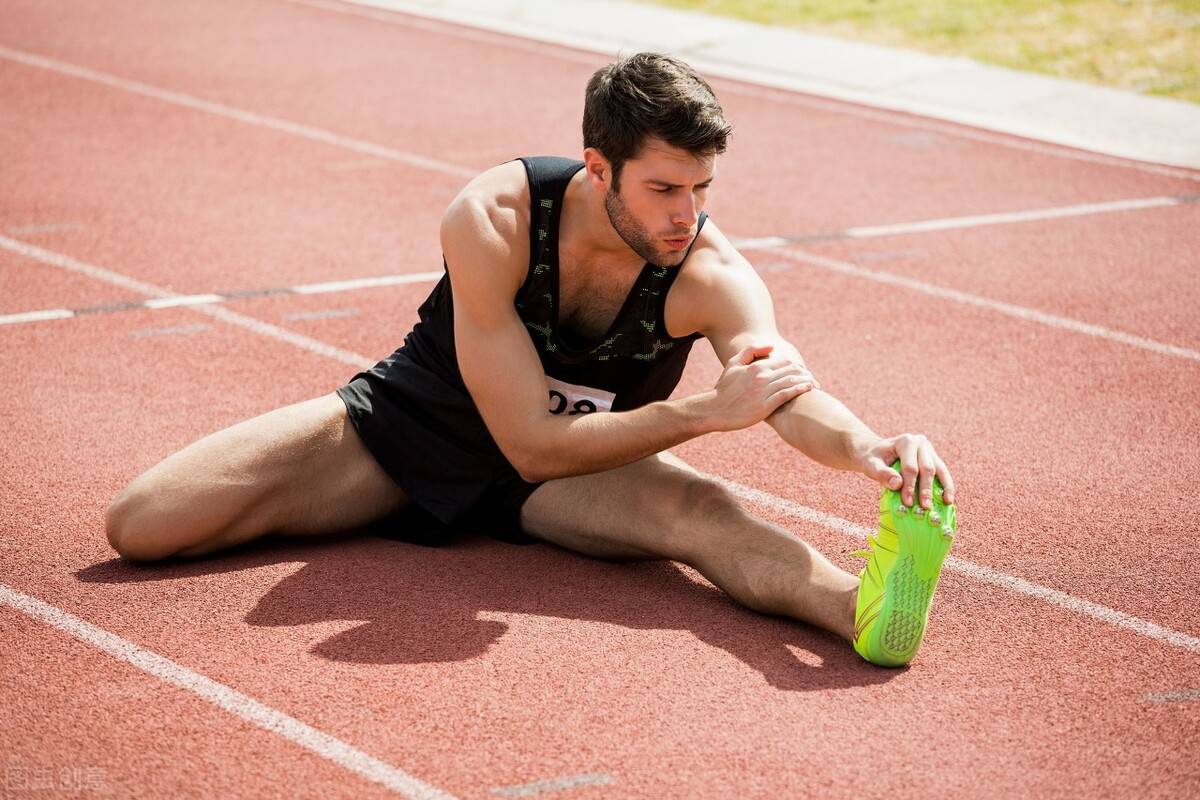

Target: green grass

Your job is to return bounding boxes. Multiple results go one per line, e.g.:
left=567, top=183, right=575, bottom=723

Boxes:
left=638, top=0, right=1200, bottom=103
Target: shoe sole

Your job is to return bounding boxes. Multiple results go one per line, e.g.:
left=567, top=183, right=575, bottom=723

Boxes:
left=860, top=479, right=956, bottom=666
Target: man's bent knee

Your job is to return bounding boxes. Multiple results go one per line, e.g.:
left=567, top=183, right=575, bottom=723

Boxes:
left=680, top=476, right=744, bottom=526
left=103, top=457, right=270, bottom=562
left=669, top=476, right=748, bottom=558
left=105, top=486, right=161, bottom=562
left=105, top=483, right=267, bottom=562
left=105, top=484, right=197, bottom=562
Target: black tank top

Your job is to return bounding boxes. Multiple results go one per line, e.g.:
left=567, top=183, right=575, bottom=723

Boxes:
left=399, top=156, right=704, bottom=453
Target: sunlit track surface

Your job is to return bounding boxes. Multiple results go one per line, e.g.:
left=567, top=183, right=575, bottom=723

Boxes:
left=2, top=0, right=1199, bottom=798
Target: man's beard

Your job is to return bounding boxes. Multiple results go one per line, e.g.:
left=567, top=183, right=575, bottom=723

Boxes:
left=604, top=187, right=689, bottom=268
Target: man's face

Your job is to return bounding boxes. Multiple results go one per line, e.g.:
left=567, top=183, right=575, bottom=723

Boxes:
left=603, top=139, right=715, bottom=268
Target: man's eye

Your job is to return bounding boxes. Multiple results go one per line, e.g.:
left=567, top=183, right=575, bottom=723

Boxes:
left=652, top=187, right=672, bottom=193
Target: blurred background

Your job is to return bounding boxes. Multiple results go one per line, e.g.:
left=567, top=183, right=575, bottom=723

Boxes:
left=640, top=0, right=1200, bottom=103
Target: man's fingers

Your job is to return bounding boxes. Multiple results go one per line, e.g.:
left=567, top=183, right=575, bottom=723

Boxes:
left=936, top=456, right=956, bottom=505
left=767, top=373, right=814, bottom=395
left=732, top=344, right=774, bottom=366
left=916, top=442, right=937, bottom=509
left=868, top=455, right=902, bottom=490
left=767, top=379, right=813, bottom=408
left=760, top=364, right=814, bottom=384
left=895, top=437, right=920, bottom=506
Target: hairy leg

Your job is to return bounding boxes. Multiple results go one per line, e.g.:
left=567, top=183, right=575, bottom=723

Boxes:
left=519, top=452, right=859, bottom=641
left=105, top=393, right=408, bottom=561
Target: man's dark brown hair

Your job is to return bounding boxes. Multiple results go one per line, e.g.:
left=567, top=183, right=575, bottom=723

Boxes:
left=583, top=52, right=732, bottom=190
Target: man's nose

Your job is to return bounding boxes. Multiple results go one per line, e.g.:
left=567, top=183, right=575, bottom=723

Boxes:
left=672, top=194, right=699, bottom=228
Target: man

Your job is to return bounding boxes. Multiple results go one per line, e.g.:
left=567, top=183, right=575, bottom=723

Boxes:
left=106, top=53, right=956, bottom=667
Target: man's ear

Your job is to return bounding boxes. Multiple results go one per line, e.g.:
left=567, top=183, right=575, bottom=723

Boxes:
left=582, top=147, right=611, bottom=191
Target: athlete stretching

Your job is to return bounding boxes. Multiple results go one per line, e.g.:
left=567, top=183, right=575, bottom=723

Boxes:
left=105, top=53, right=957, bottom=667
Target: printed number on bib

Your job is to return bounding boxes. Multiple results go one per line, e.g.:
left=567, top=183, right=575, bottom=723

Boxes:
left=546, top=377, right=616, bottom=416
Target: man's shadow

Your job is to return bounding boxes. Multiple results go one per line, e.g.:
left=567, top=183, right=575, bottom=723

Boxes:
left=78, top=512, right=898, bottom=692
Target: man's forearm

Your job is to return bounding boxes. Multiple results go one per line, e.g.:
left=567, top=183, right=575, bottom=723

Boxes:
left=517, top=394, right=716, bottom=482
left=766, top=389, right=879, bottom=472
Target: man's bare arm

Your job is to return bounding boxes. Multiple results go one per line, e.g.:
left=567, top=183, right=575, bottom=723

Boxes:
left=688, top=225, right=956, bottom=507
left=689, top=254, right=875, bottom=467
left=767, top=390, right=879, bottom=471
left=441, top=170, right=811, bottom=483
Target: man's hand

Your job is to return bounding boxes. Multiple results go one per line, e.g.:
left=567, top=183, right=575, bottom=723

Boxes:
left=859, top=433, right=956, bottom=509
left=695, top=344, right=817, bottom=432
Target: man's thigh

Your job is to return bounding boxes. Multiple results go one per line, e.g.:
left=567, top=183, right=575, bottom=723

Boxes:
left=115, top=392, right=409, bottom=560
left=518, top=451, right=712, bottom=562
left=249, top=392, right=410, bottom=537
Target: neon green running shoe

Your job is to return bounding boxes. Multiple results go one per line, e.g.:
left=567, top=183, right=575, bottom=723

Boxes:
left=852, top=462, right=957, bottom=667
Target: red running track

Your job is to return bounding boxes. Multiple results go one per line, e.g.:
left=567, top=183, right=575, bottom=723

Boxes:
left=2, top=1, right=1198, bottom=798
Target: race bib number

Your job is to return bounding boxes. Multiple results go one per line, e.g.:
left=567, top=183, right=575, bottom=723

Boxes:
left=546, top=377, right=615, bottom=416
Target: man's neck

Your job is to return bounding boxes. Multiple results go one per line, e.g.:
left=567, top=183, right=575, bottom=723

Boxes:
left=561, top=169, right=644, bottom=271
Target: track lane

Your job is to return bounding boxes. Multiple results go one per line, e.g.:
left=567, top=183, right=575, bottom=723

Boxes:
left=791, top=203, right=1200, bottom=350
left=0, top=247, right=141, bottom=314
left=0, top=61, right=454, bottom=294
left=0, top=604, right=406, bottom=799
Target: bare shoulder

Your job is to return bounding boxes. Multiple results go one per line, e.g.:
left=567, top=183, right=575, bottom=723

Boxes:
left=440, top=160, right=531, bottom=295
left=667, top=218, right=772, bottom=338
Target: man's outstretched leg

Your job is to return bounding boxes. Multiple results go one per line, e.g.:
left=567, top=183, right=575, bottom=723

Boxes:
left=105, top=393, right=409, bottom=562
left=519, top=451, right=859, bottom=642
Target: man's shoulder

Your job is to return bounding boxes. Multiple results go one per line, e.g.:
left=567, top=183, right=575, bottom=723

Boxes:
left=448, top=160, right=530, bottom=221
left=441, top=160, right=534, bottom=253
left=668, top=219, right=772, bottom=337
left=679, top=219, right=758, bottom=291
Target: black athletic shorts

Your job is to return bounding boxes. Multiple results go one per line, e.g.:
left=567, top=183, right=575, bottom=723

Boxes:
left=335, top=347, right=543, bottom=545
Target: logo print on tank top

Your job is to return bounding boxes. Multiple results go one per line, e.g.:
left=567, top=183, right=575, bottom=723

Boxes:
left=524, top=198, right=559, bottom=353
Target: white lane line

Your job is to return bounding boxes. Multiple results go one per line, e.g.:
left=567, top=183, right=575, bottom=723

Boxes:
left=729, top=236, right=791, bottom=250
left=1144, top=688, right=1200, bottom=703
left=734, top=194, right=1196, bottom=246
left=0, top=265, right=444, bottom=328
left=0, top=235, right=373, bottom=367
left=0, top=583, right=455, bottom=800
left=288, top=0, right=1200, bottom=183
left=5, top=222, right=85, bottom=235
left=743, top=246, right=1200, bottom=364
left=284, top=308, right=362, bottom=321
left=0, top=308, right=74, bottom=326
left=0, top=45, right=475, bottom=181
left=719, top=479, right=1200, bottom=654
left=490, top=774, right=614, bottom=797
left=143, top=293, right=225, bottom=309
left=4, top=236, right=1197, bottom=656
left=0, top=234, right=168, bottom=297
left=840, top=195, right=1191, bottom=238
left=295, top=273, right=443, bottom=294
left=198, top=302, right=371, bottom=367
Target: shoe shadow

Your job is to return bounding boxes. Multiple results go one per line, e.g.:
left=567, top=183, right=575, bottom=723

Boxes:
left=78, top=515, right=898, bottom=692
